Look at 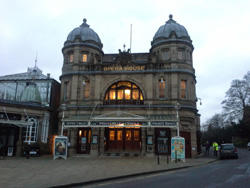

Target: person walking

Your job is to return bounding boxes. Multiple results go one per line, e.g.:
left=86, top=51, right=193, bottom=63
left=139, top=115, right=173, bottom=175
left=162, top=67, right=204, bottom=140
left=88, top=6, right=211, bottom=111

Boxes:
left=205, top=141, right=210, bottom=156
left=212, top=141, right=218, bottom=156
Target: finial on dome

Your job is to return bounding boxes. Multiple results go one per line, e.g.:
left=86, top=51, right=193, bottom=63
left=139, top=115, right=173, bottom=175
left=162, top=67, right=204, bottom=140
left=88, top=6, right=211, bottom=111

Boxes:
left=166, top=14, right=176, bottom=24
left=80, top=18, right=90, bottom=27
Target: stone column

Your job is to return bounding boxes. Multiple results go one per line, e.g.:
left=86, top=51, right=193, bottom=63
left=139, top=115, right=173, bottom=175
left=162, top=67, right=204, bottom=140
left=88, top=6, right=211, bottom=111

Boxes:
left=141, top=127, right=146, bottom=156
left=146, top=127, right=155, bottom=157
left=99, top=127, right=105, bottom=156
left=69, top=128, right=77, bottom=156
left=15, top=127, right=23, bottom=157
left=90, top=128, right=99, bottom=157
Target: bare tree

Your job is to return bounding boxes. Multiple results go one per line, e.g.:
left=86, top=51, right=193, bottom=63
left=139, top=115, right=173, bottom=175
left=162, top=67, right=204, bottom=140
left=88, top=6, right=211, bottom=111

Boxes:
left=221, top=71, right=250, bottom=122
left=202, top=113, right=225, bottom=131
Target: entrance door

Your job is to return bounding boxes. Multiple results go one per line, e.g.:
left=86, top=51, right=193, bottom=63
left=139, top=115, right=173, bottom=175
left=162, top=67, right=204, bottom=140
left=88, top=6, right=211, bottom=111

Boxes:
left=77, top=128, right=91, bottom=154
left=108, top=128, right=123, bottom=151
left=106, top=128, right=141, bottom=152
left=0, top=126, right=19, bottom=156
left=155, top=128, right=171, bottom=155
left=180, top=131, right=191, bottom=158
left=124, top=129, right=141, bottom=151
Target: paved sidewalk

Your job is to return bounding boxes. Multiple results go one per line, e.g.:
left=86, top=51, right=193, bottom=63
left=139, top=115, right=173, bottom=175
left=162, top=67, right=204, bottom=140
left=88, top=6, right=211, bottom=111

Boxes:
left=0, top=154, right=218, bottom=188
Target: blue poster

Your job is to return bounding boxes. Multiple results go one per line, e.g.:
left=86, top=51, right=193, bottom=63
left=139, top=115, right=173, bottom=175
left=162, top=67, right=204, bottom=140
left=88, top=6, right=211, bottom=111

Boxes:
left=171, top=137, right=185, bottom=161
left=54, top=136, right=68, bottom=160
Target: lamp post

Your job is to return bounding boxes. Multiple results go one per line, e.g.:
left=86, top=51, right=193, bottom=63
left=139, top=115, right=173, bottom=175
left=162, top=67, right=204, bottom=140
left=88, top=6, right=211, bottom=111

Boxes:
left=61, top=104, right=67, bottom=136
left=174, top=102, right=181, bottom=137
left=196, top=98, right=202, bottom=105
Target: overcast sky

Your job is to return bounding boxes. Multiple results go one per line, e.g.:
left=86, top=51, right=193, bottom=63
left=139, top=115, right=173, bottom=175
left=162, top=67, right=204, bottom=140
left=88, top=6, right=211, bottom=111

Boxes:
left=0, top=0, right=250, bottom=125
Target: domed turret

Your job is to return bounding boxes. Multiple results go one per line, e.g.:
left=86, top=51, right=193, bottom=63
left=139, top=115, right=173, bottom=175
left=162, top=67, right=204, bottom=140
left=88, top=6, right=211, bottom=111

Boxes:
left=64, top=18, right=103, bottom=51
left=151, top=15, right=192, bottom=48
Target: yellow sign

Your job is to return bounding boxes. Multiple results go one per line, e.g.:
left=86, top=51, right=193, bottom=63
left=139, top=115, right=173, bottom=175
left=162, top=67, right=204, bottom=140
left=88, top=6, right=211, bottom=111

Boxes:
left=103, top=66, right=145, bottom=71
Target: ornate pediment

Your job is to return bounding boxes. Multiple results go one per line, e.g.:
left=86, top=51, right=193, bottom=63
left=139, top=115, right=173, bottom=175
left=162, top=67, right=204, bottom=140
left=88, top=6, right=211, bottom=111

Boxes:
left=92, top=110, right=146, bottom=120
left=117, top=45, right=131, bottom=66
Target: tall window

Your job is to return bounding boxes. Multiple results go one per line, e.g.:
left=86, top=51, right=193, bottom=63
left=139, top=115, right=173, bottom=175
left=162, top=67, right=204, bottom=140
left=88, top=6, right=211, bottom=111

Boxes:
left=159, top=79, right=166, bottom=99
left=104, top=81, right=144, bottom=105
left=69, top=54, right=74, bottom=63
left=181, top=80, right=187, bottom=99
left=82, top=54, right=88, bottom=62
left=23, top=117, right=38, bottom=143
left=178, top=50, right=183, bottom=60
left=83, top=81, right=90, bottom=99
left=162, top=51, right=169, bottom=60
left=41, top=113, right=50, bottom=143
left=64, top=82, right=69, bottom=101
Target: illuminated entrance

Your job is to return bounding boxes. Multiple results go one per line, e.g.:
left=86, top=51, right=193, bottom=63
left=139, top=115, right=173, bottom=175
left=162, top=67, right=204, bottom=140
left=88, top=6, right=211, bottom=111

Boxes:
left=105, top=127, right=141, bottom=152
left=77, top=128, right=91, bottom=154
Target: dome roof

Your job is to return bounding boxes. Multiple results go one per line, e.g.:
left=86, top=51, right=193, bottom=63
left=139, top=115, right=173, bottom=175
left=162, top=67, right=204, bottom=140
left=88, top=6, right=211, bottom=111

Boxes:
left=65, top=18, right=103, bottom=50
left=21, top=82, right=42, bottom=103
left=152, top=15, right=191, bottom=47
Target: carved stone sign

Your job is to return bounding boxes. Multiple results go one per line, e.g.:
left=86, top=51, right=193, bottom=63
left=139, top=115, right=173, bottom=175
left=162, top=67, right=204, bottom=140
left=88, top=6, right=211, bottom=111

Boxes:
left=151, top=121, right=177, bottom=127
left=64, top=121, right=88, bottom=126
left=91, top=121, right=148, bottom=126
left=103, top=66, right=145, bottom=71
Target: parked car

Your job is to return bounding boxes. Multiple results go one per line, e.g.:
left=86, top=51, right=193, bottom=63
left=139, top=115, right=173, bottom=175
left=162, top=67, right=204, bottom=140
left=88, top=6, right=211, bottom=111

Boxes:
left=24, top=145, right=41, bottom=156
left=219, top=143, right=238, bottom=160
left=247, top=142, right=250, bottom=151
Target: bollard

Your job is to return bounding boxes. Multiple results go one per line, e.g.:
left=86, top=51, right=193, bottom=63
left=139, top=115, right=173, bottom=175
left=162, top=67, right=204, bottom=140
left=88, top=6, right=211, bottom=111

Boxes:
left=158, top=154, right=160, bottom=165
left=175, top=150, right=177, bottom=163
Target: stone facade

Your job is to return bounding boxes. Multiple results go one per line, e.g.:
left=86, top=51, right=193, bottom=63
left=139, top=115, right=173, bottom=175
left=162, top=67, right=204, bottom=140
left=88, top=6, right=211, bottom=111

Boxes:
left=59, top=15, right=201, bottom=158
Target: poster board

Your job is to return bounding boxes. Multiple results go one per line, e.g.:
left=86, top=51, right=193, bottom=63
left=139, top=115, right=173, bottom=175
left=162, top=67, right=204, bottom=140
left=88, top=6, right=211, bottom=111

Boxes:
left=54, top=136, right=68, bottom=160
left=7, top=147, right=13, bottom=156
left=171, top=136, right=185, bottom=162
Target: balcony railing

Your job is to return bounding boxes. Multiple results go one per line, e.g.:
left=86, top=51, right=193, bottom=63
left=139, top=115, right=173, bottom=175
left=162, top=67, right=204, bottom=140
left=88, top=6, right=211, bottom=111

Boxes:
left=103, top=100, right=144, bottom=106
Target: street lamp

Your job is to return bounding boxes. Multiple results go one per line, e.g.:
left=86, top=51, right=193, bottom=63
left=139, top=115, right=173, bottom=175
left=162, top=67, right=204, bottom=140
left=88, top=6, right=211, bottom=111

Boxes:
left=174, top=102, right=181, bottom=137
left=61, top=104, right=67, bottom=136
left=196, top=98, right=202, bottom=105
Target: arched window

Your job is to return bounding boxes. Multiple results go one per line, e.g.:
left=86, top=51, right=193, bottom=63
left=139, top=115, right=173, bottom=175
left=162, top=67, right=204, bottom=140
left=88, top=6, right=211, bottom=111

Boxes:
left=23, top=117, right=39, bottom=143
left=104, top=81, right=144, bottom=105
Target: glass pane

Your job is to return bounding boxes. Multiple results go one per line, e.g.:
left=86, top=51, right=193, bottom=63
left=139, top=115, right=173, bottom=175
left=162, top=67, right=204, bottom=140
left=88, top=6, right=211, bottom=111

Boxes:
left=110, top=131, right=115, bottom=141
left=117, top=90, right=124, bottom=100
left=181, top=90, right=186, bottom=99
left=84, top=91, right=89, bottom=99
left=126, top=131, right=132, bottom=141
left=159, top=91, right=165, bottom=98
left=109, top=90, right=116, bottom=100
left=178, top=50, right=183, bottom=59
left=88, top=130, right=91, bottom=143
left=181, top=81, right=186, bottom=89
left=132, top=84, right=138, bottom=88
left=162, top=51, right=168, bottom=60
left=124, top=89, right=131, bottom=99
left=117, top=82, right=131, bottom=88
left=85, top=81, right=90, bottom=90
left=111, top=84, right=116, bottom=88
left=83, top=54, right=87, bottom=62
left=105, top=93, right=108, bottom=100
left=83, top=130, right=87, bottom=137
left=132, top=90, right=139, bottom=99
left=159, top=81, right=165, bottom=90
left=117, top=130, right=123, bottom=141
left=69, top=54, right=74, bottom=62
left=134, top=131, right=140, bottom=141
left=140, top=93, right=143, bottom=100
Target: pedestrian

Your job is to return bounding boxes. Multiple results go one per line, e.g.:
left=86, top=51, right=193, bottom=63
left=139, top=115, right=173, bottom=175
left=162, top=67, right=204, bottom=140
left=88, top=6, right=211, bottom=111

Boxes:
left=212, top=141, right=218, bottom=156
left=205, top=141, right=210, bottom=156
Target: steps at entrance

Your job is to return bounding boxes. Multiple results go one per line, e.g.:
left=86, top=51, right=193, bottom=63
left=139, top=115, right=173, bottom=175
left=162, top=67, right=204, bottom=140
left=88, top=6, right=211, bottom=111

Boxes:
left=104, top=152, right=140, bottom=157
